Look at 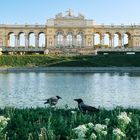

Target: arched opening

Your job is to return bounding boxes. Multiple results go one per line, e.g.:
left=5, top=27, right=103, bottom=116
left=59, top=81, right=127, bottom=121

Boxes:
left=77, top=32, right=83, bottom=46
left=104, top=33, right=111, bottom=47
left=29, top=32, right=35, bottom=47
left=114, top=34, right=119, bottom=47
left=114, top=32, right=122, bottom=47
left=94, top=33, right=101, bottom=46
left=123, top=32, right=131, bottom=47
left=8, top=32, right=15, bottom=47
left=0, top=38, right=3, bottom=46
left=66, top=32, right=73, bottom=46
left=39, top=32, right=45, bottom=47
left=56, top=32, right=64, bottom=47
left=19, top=32, right=25, bottom=47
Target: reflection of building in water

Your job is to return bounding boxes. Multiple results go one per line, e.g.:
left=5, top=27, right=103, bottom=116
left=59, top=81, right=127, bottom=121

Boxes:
left=0, top=10, right=140, bottom=54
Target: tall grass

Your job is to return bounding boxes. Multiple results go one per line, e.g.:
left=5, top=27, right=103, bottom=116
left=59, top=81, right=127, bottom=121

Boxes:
left=0, top=107, right=140, bottom=140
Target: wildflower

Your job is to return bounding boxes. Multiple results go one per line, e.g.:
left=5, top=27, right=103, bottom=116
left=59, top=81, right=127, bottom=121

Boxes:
left=71, top=111, right=76, bottom=114
left=73, top=124, right=88, bottom=138
left=94, top=124, right=107, bottom=136
left=90, top=133, right=97, bottom=140
left=113, top=128, right=126, bottom=138
left=101, top=130, right=107, bottom=136
left=87, top=123, right=94, bottom=129
left=0, top=116, right=10, bottom=122
left=0, top=116, right=10, bottom=131
left=117, top=112, right=131, bottom=125
left=105, top=118, right=110, bottom=125
left=39, top=133, right=43, bottom=137
left=94, top=124, right=107, bottom=132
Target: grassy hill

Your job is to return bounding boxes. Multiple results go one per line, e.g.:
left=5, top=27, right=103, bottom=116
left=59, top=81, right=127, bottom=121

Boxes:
left=0, top=54, right=140, bottom=67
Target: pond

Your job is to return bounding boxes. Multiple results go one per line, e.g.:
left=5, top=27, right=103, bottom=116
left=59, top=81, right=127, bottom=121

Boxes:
left=0, top=72, right=140, bottom=109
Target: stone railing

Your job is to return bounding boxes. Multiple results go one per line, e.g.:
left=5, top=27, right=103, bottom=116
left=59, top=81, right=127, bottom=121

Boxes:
left=0, top=24, right=46, bottom=28
left=97, top=47, right=140, bottom=52
left=0, top=47, right=45, bottom=52
left=95, top=24, right=140, bottom=29
left=1, top=46, right=140, bottom=54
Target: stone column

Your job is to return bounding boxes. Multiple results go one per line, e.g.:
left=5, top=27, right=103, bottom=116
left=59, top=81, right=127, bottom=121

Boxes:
left=82, top=35, right=85, bottom=47
left=128, top=36, right=132, bottom=47
left=63, top=35, right=66, bottom=47
left=25, top=35, right=29, bottom=48
left=15, top=35, right=18, bottom=47
left=122, top=35, right=124, bottom=47
left=5, top=35, right=8, bottom=47
left=84, top=35, right=87, bottom=47
left=35, top=35, right=39, bottom=48
left=111, top=35, right=114, bottom=48
left=73, top=35, right=77, bottom=47
left=54, top=35, right=57, bottom=47
left=109, top=37, right=112, bottom=47
left=93, top=34, right=95, bottom=47
left=81, top=36, right=84, bottom=47
left=101, top=35, right=105, bottom=46
left=17, top=35, right=20, bottom=47
left=99, top=35, right=102, bottom=45
left=45, top=35, right=47, bottom=48
left=119, top=38, right=122, bottom=48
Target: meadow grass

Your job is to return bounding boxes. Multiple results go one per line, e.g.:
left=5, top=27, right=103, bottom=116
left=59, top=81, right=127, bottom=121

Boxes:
left=0, top=107, right=140, bottom=140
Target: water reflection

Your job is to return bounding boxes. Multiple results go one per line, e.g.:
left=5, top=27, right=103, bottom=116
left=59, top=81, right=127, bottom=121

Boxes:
left=0, top=72, right=140, bottom=109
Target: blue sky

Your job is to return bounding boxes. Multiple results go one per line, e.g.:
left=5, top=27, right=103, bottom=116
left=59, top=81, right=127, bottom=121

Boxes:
left=1, top=0, right=140, bottom=25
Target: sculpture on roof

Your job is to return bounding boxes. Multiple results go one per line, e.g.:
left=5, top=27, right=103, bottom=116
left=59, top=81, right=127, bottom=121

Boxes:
left=55, top=12, right=63, bottom=18
left=66, top=9, right=73, bottom=17
left=55, top=9, right=85, bottom=19
left=78, top=13, right=85, bottom=19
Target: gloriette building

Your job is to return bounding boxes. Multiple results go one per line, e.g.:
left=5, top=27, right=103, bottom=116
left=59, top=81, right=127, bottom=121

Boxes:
left=0, top=10, right=140, bottom=54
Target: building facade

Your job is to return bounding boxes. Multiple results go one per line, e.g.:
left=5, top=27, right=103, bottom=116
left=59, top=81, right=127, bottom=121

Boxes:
left=0, top=10, right=140, bottom=54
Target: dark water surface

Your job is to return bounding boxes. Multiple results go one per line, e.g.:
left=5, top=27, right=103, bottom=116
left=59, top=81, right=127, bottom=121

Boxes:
left=0, top=72, right=140, bottom=109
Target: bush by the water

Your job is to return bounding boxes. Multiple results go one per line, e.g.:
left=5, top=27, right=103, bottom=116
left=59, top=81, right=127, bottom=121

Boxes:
left=0, top=107, right=140, bottom=140
left=1, top=54, right=140, bottom=67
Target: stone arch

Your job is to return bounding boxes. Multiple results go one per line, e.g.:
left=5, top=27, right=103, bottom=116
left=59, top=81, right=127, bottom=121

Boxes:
left=114, top=32, right=121, bottom=47
left=0, top=38, right=3, bottom=46
left=8, top=32, right=15, bottom=47
left=123, top=32, right=131, bottom=47
left=104, top=32, right=111, bottom=47
left=76, top=30, right=85, bottom=35
left=115, top=32, right=121, bottom=39
left=76, top=32, right=84, bottom=47
left=66, top=30, right=74, bottom=35
left=56, top=31, right=64, bottom=47
left=94, top=32, right=101, bottom=46
left=28, top=32, right=35, bottom=47
left=18, top=32, right=25, bottom=47
left=56, top=30, right=64, bottom=35
left=38, top=32, right=45, bottom=47
left=66, top=32, right=73, bottom=46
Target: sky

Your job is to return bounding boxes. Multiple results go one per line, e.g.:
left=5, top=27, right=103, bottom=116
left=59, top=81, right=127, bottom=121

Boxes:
left=0, top=0, right=140, bottom=25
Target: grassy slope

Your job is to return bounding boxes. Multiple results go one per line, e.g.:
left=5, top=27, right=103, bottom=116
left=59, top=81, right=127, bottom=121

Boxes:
left=0, top=54, right=140, bottom=67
